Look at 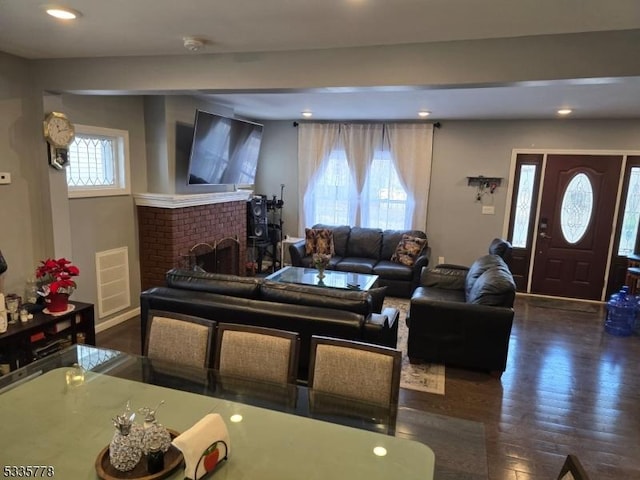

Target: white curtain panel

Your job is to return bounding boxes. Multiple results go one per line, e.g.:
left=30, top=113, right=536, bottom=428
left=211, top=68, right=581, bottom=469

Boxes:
left=298, top=122, right=434, bottom=232
left=343, top=124, right=384, bottom=227
left=386, top=123, right=434, bottom=232
left=298, top=123, right=341, bottom=233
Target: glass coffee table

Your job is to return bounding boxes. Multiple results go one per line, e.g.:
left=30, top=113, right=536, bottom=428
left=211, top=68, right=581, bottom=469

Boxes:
left=266, top=266, right=379, bottom=291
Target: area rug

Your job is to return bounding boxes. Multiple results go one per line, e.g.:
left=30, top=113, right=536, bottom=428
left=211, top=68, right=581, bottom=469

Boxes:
left=383, top=297, right=445, bottom=395
left=396, top=407, right=489, bottom=480
left=523, top=295, right=603, bottom=314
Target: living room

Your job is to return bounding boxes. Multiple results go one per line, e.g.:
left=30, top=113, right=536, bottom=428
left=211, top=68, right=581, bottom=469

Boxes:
left=1, top=2, right=640, bottom=479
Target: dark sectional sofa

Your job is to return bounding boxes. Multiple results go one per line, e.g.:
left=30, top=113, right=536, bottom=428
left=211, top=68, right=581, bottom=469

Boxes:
left=289, top=224, right=429, bottom=298
left=140, top=268, right=399, bottom=381
left=407, top=240, right=516, bottom=376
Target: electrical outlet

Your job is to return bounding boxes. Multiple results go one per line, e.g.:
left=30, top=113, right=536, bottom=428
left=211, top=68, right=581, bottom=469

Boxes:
left=0, top=172, right=11, bottom=185
left=438, top=256, right=445, bottom=265
left=482, top=205, right=495, bottom=215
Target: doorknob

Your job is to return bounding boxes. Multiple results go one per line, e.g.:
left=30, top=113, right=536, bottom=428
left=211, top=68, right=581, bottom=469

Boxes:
left=539, top=232, right=551, bottom=239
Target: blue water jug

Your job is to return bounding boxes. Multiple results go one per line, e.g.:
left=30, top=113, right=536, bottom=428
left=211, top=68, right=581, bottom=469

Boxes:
left=605, top=286, right=636, bottom=336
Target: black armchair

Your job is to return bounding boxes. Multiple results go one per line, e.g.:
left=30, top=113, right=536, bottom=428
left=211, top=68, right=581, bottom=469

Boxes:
left=406, top=239, right=516, bottom=376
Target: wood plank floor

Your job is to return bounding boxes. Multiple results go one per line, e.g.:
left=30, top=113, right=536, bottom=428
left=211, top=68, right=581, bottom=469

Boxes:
left=97, top=295, right=640, bottom=480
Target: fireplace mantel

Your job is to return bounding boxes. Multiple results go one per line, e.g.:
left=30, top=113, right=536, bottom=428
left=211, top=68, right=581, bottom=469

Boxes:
left=134, top=191, right=252, bottom=209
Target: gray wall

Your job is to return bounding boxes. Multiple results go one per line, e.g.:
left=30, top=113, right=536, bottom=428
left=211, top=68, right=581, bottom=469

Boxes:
left=50, top=94, right=147, bottom=318
left=0, top=53, right=44, bottom=296
left=254, top=121, right=299, bottom=240
left=253, top=119, right=640, bottom=268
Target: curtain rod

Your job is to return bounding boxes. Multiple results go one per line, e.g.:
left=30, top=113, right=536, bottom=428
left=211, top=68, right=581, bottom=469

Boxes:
left=292, top=121, right=441, bottom=128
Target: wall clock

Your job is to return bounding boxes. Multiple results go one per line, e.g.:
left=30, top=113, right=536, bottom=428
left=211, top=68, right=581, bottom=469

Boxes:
left=43, top=111, right=75, bottom=169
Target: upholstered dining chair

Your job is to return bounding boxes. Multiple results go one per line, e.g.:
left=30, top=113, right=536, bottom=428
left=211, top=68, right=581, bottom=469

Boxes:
left=557, top=454, right=591, bottom=480
left=214, top=323, right=300, bottom=385
left=144, top=310, right=215, bottom=368
left=307, top=335, right=402, bottom=431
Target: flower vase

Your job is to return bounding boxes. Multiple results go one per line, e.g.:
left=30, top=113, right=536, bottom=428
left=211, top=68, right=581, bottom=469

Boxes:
left=317, top=268, right=325, bottom=280
left=46, top=292, right=70, bottom=313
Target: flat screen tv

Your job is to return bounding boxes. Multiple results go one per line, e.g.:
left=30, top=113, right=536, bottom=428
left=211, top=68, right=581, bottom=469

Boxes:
left=187, top=110, right=263, bottom=186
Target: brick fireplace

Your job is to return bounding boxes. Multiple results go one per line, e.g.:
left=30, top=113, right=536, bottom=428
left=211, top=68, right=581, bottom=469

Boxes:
left=134, top=192, right=250, bottom=291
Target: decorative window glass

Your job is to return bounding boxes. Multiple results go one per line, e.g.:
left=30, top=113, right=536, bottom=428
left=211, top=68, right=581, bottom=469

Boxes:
left=66, top=125, right=130, bottom=198
left=618, top=166, right=640, bottom=256
left=560, top=173, right=593, bottom=244
left=362, top=150, right=411, bottom=230
left=512, top=164, right=537, bottom=248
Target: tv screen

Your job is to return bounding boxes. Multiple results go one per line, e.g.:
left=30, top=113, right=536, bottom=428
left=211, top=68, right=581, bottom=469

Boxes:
left=187, top=110, right=263, bottom=186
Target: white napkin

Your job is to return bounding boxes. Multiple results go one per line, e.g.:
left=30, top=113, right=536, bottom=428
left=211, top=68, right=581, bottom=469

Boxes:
left=172, top=413, right=231, bottom=480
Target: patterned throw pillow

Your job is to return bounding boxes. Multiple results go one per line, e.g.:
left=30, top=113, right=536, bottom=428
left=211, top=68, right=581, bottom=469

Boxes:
left=305, top=228, right=335, bottom=256
left=391, top=234, right=427, bottom=266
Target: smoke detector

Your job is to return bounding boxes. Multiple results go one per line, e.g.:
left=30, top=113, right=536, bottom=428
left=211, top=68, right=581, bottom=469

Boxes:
left=183, top=37, right=205, bottom=52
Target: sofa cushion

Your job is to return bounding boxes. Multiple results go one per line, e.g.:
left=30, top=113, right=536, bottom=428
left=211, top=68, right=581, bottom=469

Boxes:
left=391, top=234, right=427, bottom=266
left=381, top=230, right=426, bottom=260
left=260, top=280, right=372, bottom=316
left=368, top=286, right=388, bottom=314
left=465, top=255, right=505, bottom=298
left=467, top=265, right=516, bottom=306
left=373, top=260, right=413, bottom=281
left=488, top=238, right=513, bottom=265
left=305, top=228, right=335, bottom=256
left=335, top=258, right=378, bottom=274
left=421, top=265, right=468, bottom=290
left=313, top=224, right=351, bottom=257
left=165, top=269, right=261, bottom=298
left=347, top=227, right=382, bottom=259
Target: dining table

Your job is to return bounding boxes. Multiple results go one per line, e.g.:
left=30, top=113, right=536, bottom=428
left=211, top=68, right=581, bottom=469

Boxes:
left=0, top=344, right=435, bottom=480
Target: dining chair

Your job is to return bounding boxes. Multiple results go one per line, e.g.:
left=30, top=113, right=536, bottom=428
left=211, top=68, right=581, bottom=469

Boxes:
left=214, top=323, right=300, bottom=385
left=307, top=335, right=402, bottom=431
left=557, top=454, right=591, bottom=480
left=144, top=310, right=215, bottom=368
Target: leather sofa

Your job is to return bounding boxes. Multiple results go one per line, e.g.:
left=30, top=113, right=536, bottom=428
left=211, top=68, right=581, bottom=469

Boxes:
left=406, top=239, right=516, bottom=376
left=289, top=225, right=429, bottom=298
left=140, top=268, right=399, bottom=381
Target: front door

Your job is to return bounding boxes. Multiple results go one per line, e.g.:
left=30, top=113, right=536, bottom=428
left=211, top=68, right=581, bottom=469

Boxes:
left=530, top=154, right=622, bottom=300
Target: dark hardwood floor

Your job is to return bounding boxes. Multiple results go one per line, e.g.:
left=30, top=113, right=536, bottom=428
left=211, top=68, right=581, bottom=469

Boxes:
left=97, top=296, right=640, bottom=480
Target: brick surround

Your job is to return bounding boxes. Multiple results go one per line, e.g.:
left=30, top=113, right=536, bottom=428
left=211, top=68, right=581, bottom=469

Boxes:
left=137, top=200, right=247, bottom=291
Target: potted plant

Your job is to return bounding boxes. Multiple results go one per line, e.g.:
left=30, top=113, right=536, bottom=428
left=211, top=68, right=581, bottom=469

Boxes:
left=35, top=257, right=80, bottom=313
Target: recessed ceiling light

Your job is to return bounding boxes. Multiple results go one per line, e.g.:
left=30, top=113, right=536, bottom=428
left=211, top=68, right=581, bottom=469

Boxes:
left=46, top=7, right=81, bottom=20
left=557, top=108, right=572, bottom=115
left=418, top=110, right=431, bottom=118
left=301, top=111, right=313, bottom=118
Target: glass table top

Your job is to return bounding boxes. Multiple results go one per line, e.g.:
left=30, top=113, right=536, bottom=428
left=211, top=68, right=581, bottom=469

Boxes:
left=0, top=345, right=434, bottom=480
left=266, top=266, right=379, bottom=291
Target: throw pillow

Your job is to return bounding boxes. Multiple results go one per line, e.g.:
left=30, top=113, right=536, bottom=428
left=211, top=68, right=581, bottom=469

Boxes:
left=305, top=228, right=335, bottom=256
left=391, top=234, right=427, bottom=267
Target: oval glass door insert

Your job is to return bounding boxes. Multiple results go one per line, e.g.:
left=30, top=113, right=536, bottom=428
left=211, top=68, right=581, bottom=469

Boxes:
left=560, top=173, right=593, bottom=244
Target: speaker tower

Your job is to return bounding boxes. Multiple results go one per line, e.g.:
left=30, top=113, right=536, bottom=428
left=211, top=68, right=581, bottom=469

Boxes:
left=247, top=196, right=269, bottom=242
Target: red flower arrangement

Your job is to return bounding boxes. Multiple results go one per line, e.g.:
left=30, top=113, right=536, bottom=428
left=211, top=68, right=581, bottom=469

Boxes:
left=35, top=257, right=80, bottom=296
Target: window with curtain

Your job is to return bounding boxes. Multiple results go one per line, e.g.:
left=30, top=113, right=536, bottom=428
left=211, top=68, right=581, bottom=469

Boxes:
left=362, top=149, right=409, bottom=230
left=298, top=123, right=433, bottom=232
left=308, top=149, right=355, bottom=226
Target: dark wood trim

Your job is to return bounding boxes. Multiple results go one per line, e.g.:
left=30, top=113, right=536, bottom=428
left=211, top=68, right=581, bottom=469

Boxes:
left=507, top=153, right=543, bottom=291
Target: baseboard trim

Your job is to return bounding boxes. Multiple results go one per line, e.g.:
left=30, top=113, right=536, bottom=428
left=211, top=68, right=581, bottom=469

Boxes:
left=95, top=307, right=140, bottom=333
